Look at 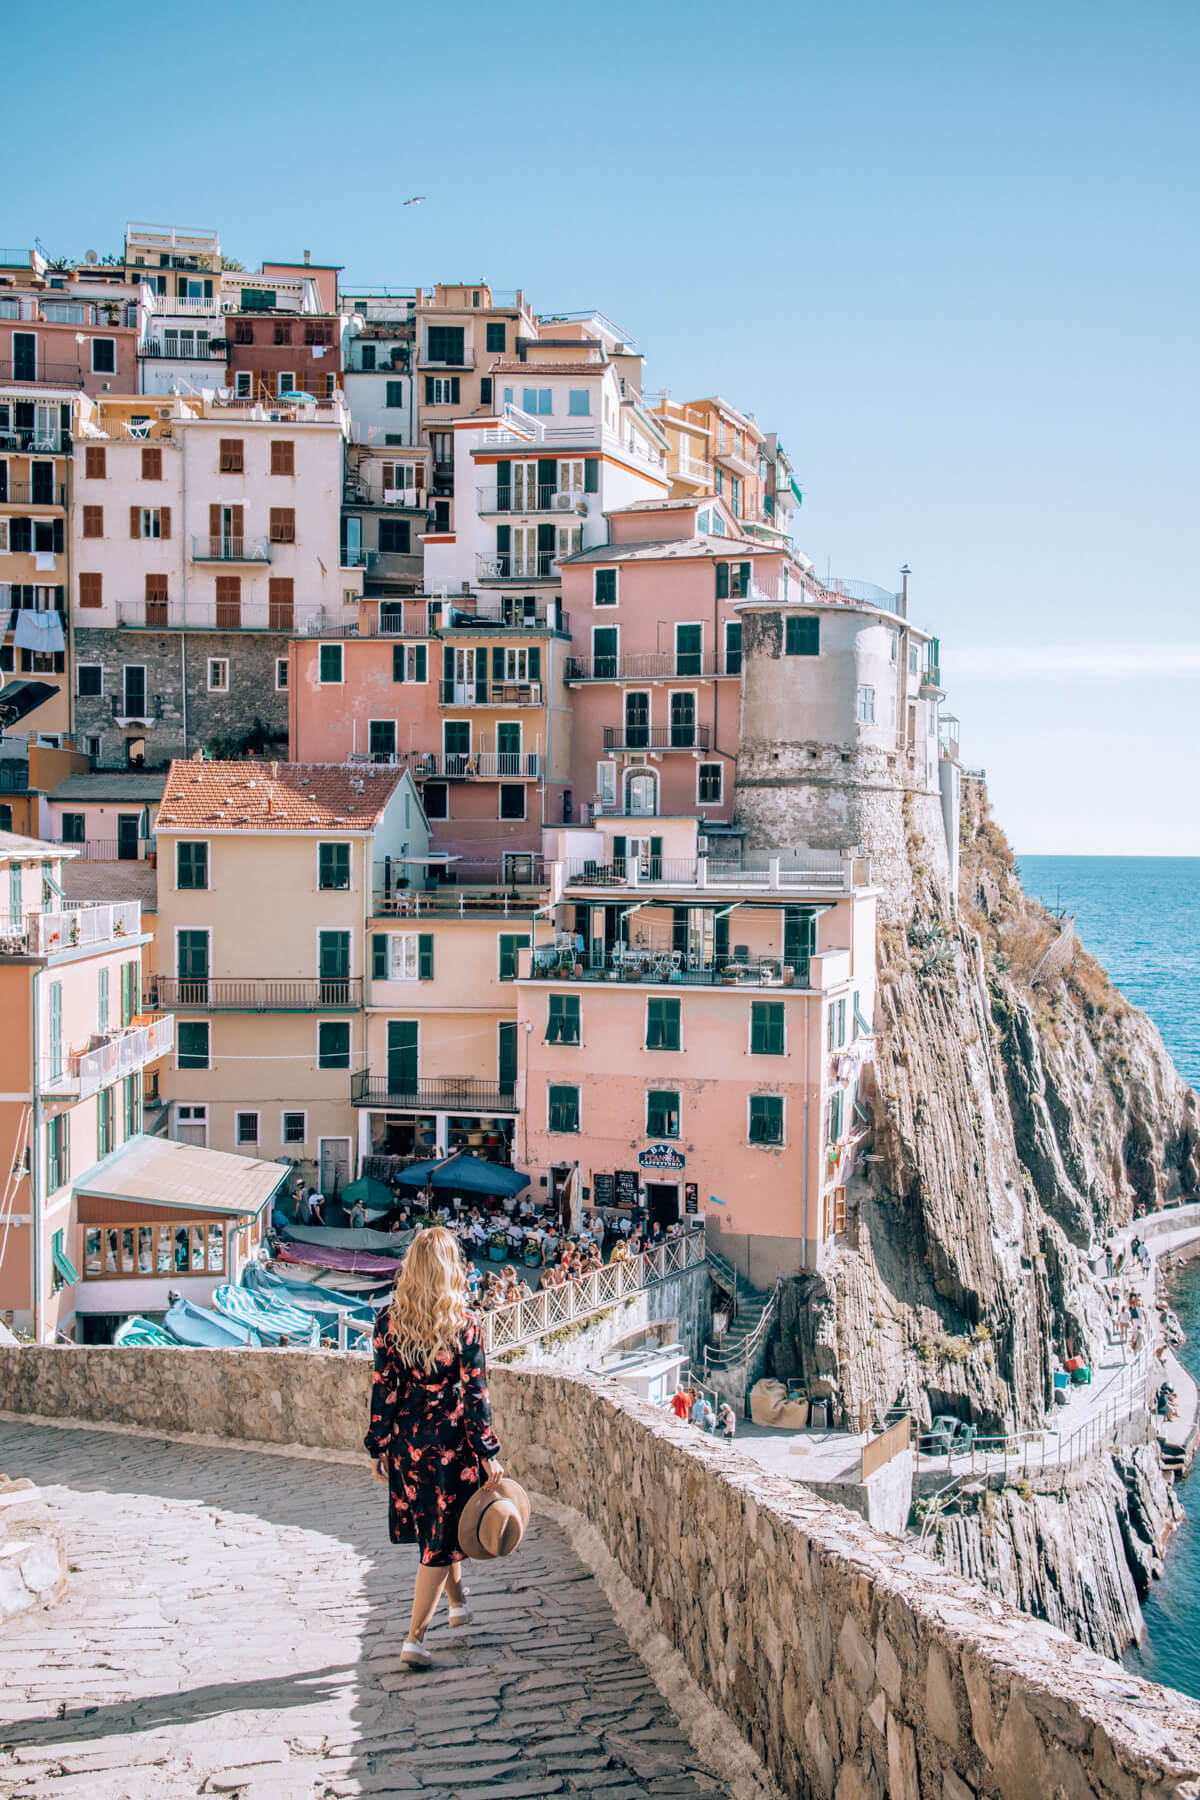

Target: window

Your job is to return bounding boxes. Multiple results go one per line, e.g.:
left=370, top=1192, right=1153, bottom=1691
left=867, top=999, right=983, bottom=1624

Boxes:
left=427, top=325, right=465, bottom=363
left=856, top=686, right=876, bottom=724
left=548, top=1084, right=580, bottom=1133
left=486, top=323, right=506, bottom=353
left=715, top=560, right=752, bottom=599
left=319, top=643, right=343, bottom=684
left=85, top=446, right=106, bottom=479
left=646, top=1090, right=680, bottom=1138
left=675, top=623, right=702, bottom=676
left=385, top=381, right=405, bottom=408
left=120, top=959, right=139, bottom=1027
left=270, top=440, right=295, bottom=475
left=59, top=812, right=84, bottom=843
left=522, top=388, right=553, bottom=416
left=76, top=664, right=102, bottom=700
left=174, top=1104, right=208, bottom=1147
left=269, top=507, right=295, bottom=543
left=46, top=1114, right=69, bottom=1194
left=207, top=659, right=229, bottom=692
left=177, top=1021, right=210, bottom=1070
left=318, top=842, right=351, bottom=890
left=499, top=785, right=526, bottom=821
left=546, top=993, right=580, bottom=1045
left=79, top=572, right=102, bottom=609
left=568, top=390, right=591, bottom=416
left=236, top=1112, right=259, bottom=1146
left=368, top=720, right=397, bottom=760
left=498, top=933, right=530, bottom=982
left=276, top=657, right=289, bottom=690
left=277, top=370, right=296, bottom=394
left=51, top=1226, right=78, bottom=1291
left=123, top=1072, right=141, bottom=1140
left=697, top=763, right=723, bottom=804
left=97, top=967, right=109, bottom=1035
left=785, top=615, right=820, bottom=656
left=97, top=1085, right=115, bottom=1158
left=827, top=996, right=847, bottom=1051
left=318, top=1020, right=351, bottom=1069
left=828, top=1090, right=844, bottom=1144
left=282, top=1111, right=306, bottom=1145
left=130, top=506, right=169, bottom=540
left=594, top=568, right=617, bottom=607
left=122, top=666, right=147, bottom=716
left=724, top=621, right=742, bottom=675
left=393, top=644, right=427, bottom=683
left=219, top=438, right=244, bottom=473
left=234, top=371, right=253, bottom=397
left=646, top=996, right=681, bottom=1051
left=424, top=377, right=460, bottom=405
left=141, top=446, right=162, bottom=481
left=479, top=376, right=493, bottom=405
left=749, top=1095, right=784, bottom=1145
left=85, top=1217, right=224, bottom=1280
left=596, top=762, right=617, bottom=808
left=91, top=338, right=116, bottom=373
left=751, top=1002, right=785, bottom=1056
left=176, top=841, right=208, bottom=890
left=371, top=931, right=434, bottom=982
left=379, top=518, right=411, bottom=554
left=82, top=504, right=103, bottom=539
left=423, top=782, right=448, bottom=820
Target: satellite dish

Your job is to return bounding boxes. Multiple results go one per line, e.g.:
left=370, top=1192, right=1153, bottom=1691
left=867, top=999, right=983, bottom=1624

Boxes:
left=85, top=249, right=99, bottom=265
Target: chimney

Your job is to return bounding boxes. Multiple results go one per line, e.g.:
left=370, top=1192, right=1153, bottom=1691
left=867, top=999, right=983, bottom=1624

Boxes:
left=899, top=564, right=911, bottom=619
left=303, top=250, right=311, bottom=266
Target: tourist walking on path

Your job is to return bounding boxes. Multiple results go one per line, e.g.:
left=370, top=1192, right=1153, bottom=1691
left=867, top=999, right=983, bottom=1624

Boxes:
left=365, top=1227, right=505, bottom=1669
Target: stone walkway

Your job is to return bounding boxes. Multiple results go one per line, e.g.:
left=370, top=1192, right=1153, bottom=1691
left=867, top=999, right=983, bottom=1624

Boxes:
left=0, top=1421, right=728, bottom=1800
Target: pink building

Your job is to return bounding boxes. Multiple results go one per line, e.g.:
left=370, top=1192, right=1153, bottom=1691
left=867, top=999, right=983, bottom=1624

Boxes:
left=559, top=497, right=806, bottom=828
left=515, top=817, right=877, bottom=1283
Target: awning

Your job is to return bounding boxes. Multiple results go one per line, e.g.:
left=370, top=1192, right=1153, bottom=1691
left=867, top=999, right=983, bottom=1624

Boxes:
left=73, top=1135, right=290, bottom=1222
left=0, top=679, right=59, bottom=728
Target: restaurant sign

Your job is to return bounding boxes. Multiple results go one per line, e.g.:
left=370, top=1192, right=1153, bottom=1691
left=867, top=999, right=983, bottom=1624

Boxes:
left=638, top=1143, right=686, bottom=1171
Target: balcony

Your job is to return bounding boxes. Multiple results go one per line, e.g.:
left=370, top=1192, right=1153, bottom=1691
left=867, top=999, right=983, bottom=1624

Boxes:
left=114, top=599, right=294, bottom=632
left=437, top=680, right=543, bottom=707
left=1, top=483, right=67, bottom=507
left=0, top=358, right=85, bottom=389
left=366, top=549, right=422, bottom=581
left=352, top=1072, right=516, bottom=1112
left=151, top=977, right=363, bottom=1011
left=0, top=900, right=142, bottom=958
left=476, top=485, right=589, bottom=516
left=714, top=441, right=758, bottom=476
left=41, top=1016, right=175, bottom=1101
left=602, top=724, right=711, bottom=752
left=528, top=946, right=806, bottom=990
left=477, top=552, right=559, bottom=582
left=344, top=483, right=427, bottom=509
left=419, top=345, right=476, bottom=369
left=410, top=752, right=543, bottom=780
left=190, top=535, right=271, bottom=563
left=138, top=339, right=227, bottom=359
left=0, top=427, right=69, bottom=454
left=666, top=457, right=714, bottom=487
left=46, top=836, right=153, bottom=862
left=560, top=851, right=866, bottom=894
left=566, top=654, right=736, bottom=682
left=0, top=762, right=29, bottom=793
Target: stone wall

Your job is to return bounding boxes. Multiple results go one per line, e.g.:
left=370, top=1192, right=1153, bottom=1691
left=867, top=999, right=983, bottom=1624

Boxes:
left=73, top=626, right=289, bottom=767
left=2, top=1344, right=1199, bottom=1797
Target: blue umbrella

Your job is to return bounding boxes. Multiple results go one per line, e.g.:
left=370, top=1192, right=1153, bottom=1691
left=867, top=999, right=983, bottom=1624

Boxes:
left=395, top=1152, right=528, bottom=1198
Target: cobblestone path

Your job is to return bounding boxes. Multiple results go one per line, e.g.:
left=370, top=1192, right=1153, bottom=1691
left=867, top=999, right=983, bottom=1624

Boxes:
left=0, top=1421, right=727, bottom=1800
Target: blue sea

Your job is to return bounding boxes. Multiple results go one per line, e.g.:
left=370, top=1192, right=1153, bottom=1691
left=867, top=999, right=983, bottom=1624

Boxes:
left=1019, top=856, right=1200, bottom=1696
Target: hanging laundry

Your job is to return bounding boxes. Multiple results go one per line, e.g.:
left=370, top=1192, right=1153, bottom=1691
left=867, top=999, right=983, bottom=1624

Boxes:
left=34, top=551, right=56, bottom=572
left=14, top=610, right=65, bottom=653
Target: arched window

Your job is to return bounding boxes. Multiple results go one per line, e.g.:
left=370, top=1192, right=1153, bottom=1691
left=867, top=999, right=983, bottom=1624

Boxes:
left=624, top=769, right=658, bottom=817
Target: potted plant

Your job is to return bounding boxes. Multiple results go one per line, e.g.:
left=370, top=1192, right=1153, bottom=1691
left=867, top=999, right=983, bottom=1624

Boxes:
left=489, top=1229, right=508, bottom=1262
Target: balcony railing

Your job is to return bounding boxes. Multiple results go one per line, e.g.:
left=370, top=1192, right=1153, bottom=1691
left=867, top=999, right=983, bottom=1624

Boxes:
left=528, top=945, right=806, bottom=989
left=566, top=654, right=735, bottom=682
left=46, top=837, right=153, bottom=862
left=343, top=484, right=427, bottom=509
left=419, top=345, right=476, bottom=369
left=41, top=1016, right=175, bottom=1100
left=560, top=851, right=864, bottom=893
left=114, top=599, right=295, bottom=632
left=1, top=483, right=67, bottom=507
left=0, top=901, right=142, bottom=957
left=190, top=535, right=271, bottom=563
left=0, top=427, right=69, bottom=453
left=714, top=442, right=758, bottom=475
left=138, top=339, right=227, bottom=359
left=366, top=549, right=421, bottom=579
left=476, top=485, right=589, bottom=516
left=410, top=752, right=543, bottom=780
left=0, top=762, right=29, bottom=793
left=0, top=359, right=85, bottom=388
left=151, top=977, right=363, bottom=1011
left=602, top=724, right=711, bottom=752
left=666, top=457, right=714, bottom=486
left=351, top=1073, right=516, bottom=1111
left=477, top=552, right=559, bottom=582
left=373, top=856, right=547, bottom=917
left=437, top=680, right=543, bottom=707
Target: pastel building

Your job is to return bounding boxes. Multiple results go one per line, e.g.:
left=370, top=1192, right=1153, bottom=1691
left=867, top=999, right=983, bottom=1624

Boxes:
left=0, top=381, right=80, bottom=740
left=0, top=248, right=139, bottom=399
left=150, top=760, right=419, bottom=1194
left=514, top=816, right=877, bottom=1283
left=223, top=265, right=343, bottom=404
left=43, top=770, right=164, bottom=862
left=288, top=593, right=571, bottom=861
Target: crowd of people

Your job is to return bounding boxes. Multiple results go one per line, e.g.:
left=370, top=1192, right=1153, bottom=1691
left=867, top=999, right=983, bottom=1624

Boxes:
left=669, top=1386, right=737, bottom=1440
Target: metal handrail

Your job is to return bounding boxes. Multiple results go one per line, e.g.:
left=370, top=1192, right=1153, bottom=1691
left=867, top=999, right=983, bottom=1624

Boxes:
left=480, top=1228, right=705, bottom=1355
left=703, top=1287, right=778, bottom=1374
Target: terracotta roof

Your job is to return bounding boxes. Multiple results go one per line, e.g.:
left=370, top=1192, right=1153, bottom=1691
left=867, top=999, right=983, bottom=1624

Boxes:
left=156, top=761, right=405, bottom=833
left=488, top=360, right=606, bottom=375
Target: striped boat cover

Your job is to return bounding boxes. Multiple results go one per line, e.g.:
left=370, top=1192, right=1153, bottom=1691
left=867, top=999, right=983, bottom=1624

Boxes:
left=114, top=1315, right=173, bottom=1347
left=276, top=1241, right=402, bottom=1278
left=213, top=1285, right=320, bottom=1346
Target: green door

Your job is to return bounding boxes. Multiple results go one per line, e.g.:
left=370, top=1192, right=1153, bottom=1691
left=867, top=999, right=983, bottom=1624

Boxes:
left=117, top=814, right=140, bottom=861
left=784, top=907, right=816, bottom=984
left=675, top=624, right=702, bottom=676
left=177, top=930, right=209, bottom=1003
left=496, top=721, right=521, bottom=775
left=443, top=719, right=471, bottom=774
left=593, top=626, right=617, bottom=679
left=498, top=1021, right=517, bottom=1096
left=319, top=931, right=350, bottom=1003
left=387, top=1020, right=419, bottom=1101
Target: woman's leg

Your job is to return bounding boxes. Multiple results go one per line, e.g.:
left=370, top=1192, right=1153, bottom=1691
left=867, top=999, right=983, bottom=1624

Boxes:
left=409, top=1564, right=450, bottom=1642
left=444, top=1561, right=466, bottom=1606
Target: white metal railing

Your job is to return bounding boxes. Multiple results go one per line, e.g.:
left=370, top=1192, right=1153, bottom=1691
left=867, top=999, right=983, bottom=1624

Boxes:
left=481, top=1228, right=706, bottom=1355
left=26, top=901, right=141, bottom=955
left=42, top=1016, right=174, bottom=1099
left=563, top=854, right=859, bottom=894
left=667, top=457, right=714, bottom=485
left=703, top=1284, right=779, bottom=1375
left=89, top=419, right=177, bottom=443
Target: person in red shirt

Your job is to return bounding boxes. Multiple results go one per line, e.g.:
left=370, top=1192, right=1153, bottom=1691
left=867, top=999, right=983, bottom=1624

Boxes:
left=670, top=1388, right=692, bottom=1421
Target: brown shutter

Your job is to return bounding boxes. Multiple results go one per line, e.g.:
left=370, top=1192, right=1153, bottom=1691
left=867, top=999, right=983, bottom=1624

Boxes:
left=82, top=505, right=103, bottom=539
left=209, top=503, right=221, bottom=539
left=232, top=505, right=244, bottom=539
left=85, top=445, right=106, bottom=479
left=219, top=438, right=243, bottom=472
left=160, top=505, right=171, bottom=540
left=79, top=573, right=102, bottom=609
left=268, top=577, right=294, bottom=630
left=270, top=439, right=294, bottom=475
left=382, top=463, right=394, bottom=490
left=130, top=505, right=141, bottom=539
left=145, top=573, right=168, bottom=626
left=215, top=575, right=241, bottom=628
left=141, top=446, right=162, bottom=480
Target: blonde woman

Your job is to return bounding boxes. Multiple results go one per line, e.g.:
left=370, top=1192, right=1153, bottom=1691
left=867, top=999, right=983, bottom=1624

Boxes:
left=365, top=1226, right=503, bottom=1669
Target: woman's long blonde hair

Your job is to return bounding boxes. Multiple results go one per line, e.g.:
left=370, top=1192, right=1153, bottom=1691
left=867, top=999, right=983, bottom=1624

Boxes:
left=387, top=1226, right=470, bottom=1370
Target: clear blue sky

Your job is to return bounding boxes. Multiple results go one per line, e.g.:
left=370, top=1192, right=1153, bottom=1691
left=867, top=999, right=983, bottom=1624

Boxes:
left=12, top=0, right=1199, bottom=852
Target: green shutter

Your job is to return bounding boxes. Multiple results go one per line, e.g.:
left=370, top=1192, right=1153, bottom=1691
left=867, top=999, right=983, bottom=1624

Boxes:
left=739, top=562, right=751, bottom=594
left=496, top=523, right=510, bottom=555
left=528, top=645, right=540, bottom=682
left=372, top=934, right=387, bottom=979
left=492, top=645, right=504, bottom=681
left=537, top=522, right=555, bottom=555
left=716, top=562, right=730, bottom=599
left=418, top=934, right=434, bottom=980
left=612, top=835, right=626, bottom=876
left=537, top=458, right=557, bottom=493
left=584, top=458, right=599, bottom=493
left=393, top=644, right=406, bottom=681
left=414, top=644, right=427, bottom=683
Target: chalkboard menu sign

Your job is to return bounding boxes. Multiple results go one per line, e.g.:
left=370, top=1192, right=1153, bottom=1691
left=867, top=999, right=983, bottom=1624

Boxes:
left=685, top=1183, right=699, bottom=1215
left=614, top=1169, right=639, bottom=1209
left=593, top=1173, right=615, bottom=1209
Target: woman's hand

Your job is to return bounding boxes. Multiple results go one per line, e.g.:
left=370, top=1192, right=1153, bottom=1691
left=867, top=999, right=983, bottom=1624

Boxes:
left=371, top=1456, right=387, bottom=1483
left=480, top=1457, right=504, bottom=1489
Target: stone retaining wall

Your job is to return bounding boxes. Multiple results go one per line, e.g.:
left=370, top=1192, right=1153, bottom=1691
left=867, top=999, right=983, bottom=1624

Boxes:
left=3, top=1345, right=1200, bottom=1798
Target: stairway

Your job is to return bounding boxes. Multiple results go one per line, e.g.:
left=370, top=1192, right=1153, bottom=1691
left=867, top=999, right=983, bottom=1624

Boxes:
left=703, top=1247, right=777, bottom=1410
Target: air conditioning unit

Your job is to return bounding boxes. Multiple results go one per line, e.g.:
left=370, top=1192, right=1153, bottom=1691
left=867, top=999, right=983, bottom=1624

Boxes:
left=697, top=836, right=710, bottom=853
left=551, top=492, right=576, bottom=512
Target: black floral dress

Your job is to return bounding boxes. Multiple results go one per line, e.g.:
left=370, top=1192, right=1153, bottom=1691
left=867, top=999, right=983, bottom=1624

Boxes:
left=364, top=1310, right=501, bottom=1566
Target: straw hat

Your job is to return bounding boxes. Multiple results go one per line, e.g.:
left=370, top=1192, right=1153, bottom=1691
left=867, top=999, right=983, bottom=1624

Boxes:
left=458, top=1478, right=531, bottom=1560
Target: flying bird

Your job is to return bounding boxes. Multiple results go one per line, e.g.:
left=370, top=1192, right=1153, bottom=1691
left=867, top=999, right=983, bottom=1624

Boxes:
left=403, top=196, right=425, bottom=206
